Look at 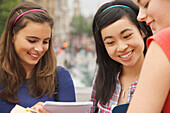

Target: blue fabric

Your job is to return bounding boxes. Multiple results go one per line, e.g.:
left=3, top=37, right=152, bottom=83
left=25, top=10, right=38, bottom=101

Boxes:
left=102, top=5, right=133, bottom=12
left=0, top=66, right=76, bottom=113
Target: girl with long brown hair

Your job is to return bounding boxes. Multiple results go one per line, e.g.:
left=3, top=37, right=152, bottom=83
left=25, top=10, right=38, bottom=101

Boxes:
left=0, top=2, right=75, bottom=113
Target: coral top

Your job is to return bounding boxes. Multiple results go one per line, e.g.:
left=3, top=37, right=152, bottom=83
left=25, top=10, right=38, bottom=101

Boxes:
left=147, top=27, right=170, bottom=113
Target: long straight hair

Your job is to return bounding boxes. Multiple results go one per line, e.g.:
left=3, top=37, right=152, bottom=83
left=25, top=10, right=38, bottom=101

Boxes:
left=0, top=2, right=56, bottom=103
left=92, top=0, right=153, bottom=105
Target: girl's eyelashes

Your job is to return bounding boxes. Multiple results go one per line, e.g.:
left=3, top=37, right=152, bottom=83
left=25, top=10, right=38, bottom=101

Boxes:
left=124, top=34, right=132, bottom=39
left=28, top=39, right=36, bottom=43
left=27, top=39, right=49, bottom=44
left=144, top=2, right=149, bottom=8
left=105, top=33, right=133, bottom=45
left=105, top=34, right=132, bottom=45
left=43, top=40, right=49, bottom=44
left=107, top=41, right=115, bottom=45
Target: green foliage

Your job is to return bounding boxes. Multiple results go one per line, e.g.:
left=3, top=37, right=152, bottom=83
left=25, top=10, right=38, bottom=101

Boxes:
left=0, top=0, right=19, bottom=36
left=71, top=15, right=93, bottom=37
left=85, top=20, right=93, bottom=37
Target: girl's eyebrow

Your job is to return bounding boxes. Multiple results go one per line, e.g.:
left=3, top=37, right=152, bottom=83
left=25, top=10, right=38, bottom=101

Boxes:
left=26, top=36, right=50, bottom=40
left=104, top=36, right=113, bottom=41
left=26, top=36, right=39, bottom=39
left=120, top=28, right=132, bottom=34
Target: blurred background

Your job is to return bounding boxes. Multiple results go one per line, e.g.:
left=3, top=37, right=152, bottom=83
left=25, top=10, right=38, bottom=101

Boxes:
left=0, top=0, right=111, bottom=88
left=1, top=0, right=139, bottom=101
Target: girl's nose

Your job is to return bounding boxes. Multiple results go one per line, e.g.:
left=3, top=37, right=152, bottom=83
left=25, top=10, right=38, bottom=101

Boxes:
left=117, top=41, right=128, bottom=52
left=137, top=8, right=147, bottom=22
left=34, top=45, right=43, bottom=53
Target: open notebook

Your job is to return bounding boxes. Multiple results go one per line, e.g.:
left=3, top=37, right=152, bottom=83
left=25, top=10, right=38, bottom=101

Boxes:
left=43, top=101, right=93, bottom=113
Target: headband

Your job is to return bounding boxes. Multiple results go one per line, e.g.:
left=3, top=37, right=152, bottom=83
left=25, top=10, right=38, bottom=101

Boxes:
left=102, top=5, right=133, bottom=12
left=13, top=9, right=46, bottom=26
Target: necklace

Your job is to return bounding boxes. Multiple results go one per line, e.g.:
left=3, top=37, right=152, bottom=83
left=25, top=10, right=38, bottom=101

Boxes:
left=121, top=87, right=129, bottom=98
left=120, top=75, right=139, bottom=98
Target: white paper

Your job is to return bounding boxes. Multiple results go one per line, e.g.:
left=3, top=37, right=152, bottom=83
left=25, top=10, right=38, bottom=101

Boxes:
left=43, top=101, right=93, bottom=113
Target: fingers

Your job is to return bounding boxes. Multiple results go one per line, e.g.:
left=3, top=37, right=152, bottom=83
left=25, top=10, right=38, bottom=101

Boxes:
left=31, top=102, right=49, bottom=113
left=31, top=102, right=43, bottom=111
left=38, top=107, right=49, bottom=113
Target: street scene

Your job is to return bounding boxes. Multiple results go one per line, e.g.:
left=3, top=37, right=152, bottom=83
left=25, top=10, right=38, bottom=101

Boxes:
left=0, top=0, right=108, bottom=87
left=52, top=0, right=108, bottom=87
left=1, top=0, right=169, bottom=112
left=0, top=0, right=110, bottom=102
left=32, top=0, right=109, bottom=87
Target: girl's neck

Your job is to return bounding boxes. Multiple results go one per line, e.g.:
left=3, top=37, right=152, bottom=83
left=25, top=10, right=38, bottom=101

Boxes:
left=23, top=65, right=34, bottom=79
left=118, top=55, right=144, bottom=105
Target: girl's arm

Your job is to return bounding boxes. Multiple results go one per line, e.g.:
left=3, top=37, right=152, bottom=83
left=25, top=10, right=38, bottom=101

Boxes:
left=127, top=41, right=170, bottom=113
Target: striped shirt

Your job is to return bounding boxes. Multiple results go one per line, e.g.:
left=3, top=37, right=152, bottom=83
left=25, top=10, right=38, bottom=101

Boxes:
left=88, top=71, right=138, bottom=113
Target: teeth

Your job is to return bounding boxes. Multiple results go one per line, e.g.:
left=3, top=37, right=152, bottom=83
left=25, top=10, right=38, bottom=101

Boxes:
left=31, top=54, right=38, bottom=57
left=120, top=51, right=132, bottom=58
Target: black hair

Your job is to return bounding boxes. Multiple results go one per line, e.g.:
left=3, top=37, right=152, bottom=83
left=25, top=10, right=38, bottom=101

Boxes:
left=92, top=0, right=153, bottom=105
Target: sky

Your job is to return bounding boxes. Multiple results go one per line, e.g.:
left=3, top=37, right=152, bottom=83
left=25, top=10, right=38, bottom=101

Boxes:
left=68, top=0, right=111, bottom=17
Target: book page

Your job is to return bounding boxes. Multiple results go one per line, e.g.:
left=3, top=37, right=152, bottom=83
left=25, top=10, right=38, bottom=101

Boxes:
left=43, top=101, right=92, bottom=113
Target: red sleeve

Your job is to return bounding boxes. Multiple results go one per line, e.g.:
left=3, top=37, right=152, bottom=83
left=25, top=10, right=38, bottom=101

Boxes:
left=163, top=91, right=170, bottom=113
left=147, top=28, right=170, bottom=113
left=147, top=27, right=170, bottom=62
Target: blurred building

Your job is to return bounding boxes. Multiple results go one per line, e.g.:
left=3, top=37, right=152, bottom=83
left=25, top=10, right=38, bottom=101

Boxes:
left=21, top=0, right=71, bottom=44
left=55, top=0, right=70, bottom=43
left=73, top=0, right=81, bottom=16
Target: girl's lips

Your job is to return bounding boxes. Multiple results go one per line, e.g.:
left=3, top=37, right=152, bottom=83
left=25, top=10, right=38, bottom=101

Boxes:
left=147, top=21, right=155, bottom=31
left=119, top=50, right=133, bottom=61
left=30, top=54, right=39, bottom=57
left=119, top=51, right=132, bottom=58
left=147, top=21, right=152, bottom=26
left=28, top=52, right=39, bottom=59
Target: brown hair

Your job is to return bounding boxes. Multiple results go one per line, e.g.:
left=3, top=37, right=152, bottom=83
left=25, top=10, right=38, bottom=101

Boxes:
left=0, top=2, right=56, bottom=103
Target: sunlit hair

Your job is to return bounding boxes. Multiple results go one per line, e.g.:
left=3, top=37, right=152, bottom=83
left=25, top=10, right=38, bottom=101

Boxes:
left=0, top=2, right=56, bottom=103
left=92, top=0, right=153, bottom=106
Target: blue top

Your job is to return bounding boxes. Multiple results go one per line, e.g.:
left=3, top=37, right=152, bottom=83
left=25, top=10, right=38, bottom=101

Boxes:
left=0, top=66, right=76, bottom=113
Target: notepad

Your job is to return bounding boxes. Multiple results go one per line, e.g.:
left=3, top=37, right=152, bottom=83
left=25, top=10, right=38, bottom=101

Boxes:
left=10, top=104, right=39, bottom=113
left=43, top=101, right=93, bottom=113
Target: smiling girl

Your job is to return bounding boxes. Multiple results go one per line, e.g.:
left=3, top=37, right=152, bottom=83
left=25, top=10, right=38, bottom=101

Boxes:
left=88, top=0, right=152, bottom=112
left=127, top=0, right=170, bottom=113
left=0, top=2, right=75, bottom=113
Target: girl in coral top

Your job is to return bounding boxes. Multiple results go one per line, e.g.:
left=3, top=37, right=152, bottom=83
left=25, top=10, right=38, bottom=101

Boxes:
left=127, top=0, right=170, bottom=113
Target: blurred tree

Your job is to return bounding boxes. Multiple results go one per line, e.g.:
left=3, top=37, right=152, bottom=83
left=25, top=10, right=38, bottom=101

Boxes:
left=71, top=15, right=93, bottom=37
left=85, top=20, right=93, bottom=37
left=0, top=0, right=19, bottom=36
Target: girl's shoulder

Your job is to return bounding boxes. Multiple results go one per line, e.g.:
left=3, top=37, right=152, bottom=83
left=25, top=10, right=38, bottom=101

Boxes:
left=56, top=66, right=72, bottom=80
left=56, top=66, right=70, bottom=75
